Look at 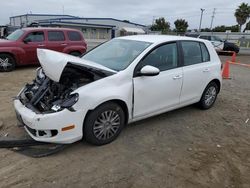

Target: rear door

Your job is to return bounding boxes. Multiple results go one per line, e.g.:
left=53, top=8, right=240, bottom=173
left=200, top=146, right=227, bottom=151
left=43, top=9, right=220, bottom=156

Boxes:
left=46, top=30, right=67, bottom=52
left=21, top=31, right=45, bottom=64
left=133, top=42, right=183, bottom=118
left=180, top=41, right=211, bottom=104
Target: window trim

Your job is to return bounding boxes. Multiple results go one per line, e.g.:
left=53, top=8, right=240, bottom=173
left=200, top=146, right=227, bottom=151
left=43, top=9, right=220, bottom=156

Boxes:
left=23, top=31, right=45, bottom=42
left=48, top=31, right=65, bottom=42
left=67, top=31, right=82, bottom=41
left=133, top=41, right=182, bottom=77
left=179, top=40, right=210, bottom=67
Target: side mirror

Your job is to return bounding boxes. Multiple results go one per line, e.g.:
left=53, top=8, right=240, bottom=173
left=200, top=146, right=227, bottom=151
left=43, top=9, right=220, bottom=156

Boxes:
left=23, top=38, right=31, bottom=44
left=138, top=65, right=160, bottom=76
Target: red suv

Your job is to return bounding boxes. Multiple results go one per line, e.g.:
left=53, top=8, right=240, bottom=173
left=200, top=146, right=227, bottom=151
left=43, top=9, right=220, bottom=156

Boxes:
left=0, top=27, right=87, bottom=71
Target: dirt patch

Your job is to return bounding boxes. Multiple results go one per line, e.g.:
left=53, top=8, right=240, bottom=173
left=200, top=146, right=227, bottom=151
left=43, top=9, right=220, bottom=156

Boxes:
left=0, top=55, right=249, bottom=188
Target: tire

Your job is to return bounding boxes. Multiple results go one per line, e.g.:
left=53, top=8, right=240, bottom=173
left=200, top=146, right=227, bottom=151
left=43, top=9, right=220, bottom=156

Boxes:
left=69, top=51, right=81, bottom=57
left=83, top=102, right=125, bottom=145
left=198, top=82, right=219, bottom=110
left=0, top=53, right=16, bottom=72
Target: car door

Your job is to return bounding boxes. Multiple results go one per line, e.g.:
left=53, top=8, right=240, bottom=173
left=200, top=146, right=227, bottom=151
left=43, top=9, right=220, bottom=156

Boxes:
left=133, top=42, right=183, bottom=118
left=46, top=30, right=67, bottom=52
left=180, top=41, right=211, bottom=104
left=21, top=31, right=45, bottom=64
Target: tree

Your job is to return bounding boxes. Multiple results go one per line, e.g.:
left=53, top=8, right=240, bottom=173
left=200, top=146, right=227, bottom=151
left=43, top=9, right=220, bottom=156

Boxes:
left=212, top=25, right=239, bottom=32
left=174, top=19, right=189, bottom=33
left=234, top=2, right=250, bottom=32
left=151, top=17, right=170, bottom=33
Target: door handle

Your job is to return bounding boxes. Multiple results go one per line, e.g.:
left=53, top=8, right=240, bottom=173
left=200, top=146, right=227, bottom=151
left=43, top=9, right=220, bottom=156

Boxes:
left=203, top=68, right=210, bottom=72
left=61, top=43, right=67, bottom=46
left=38, top=44, right=45, bottom=47
left=173, top=75, right=182, bottom=80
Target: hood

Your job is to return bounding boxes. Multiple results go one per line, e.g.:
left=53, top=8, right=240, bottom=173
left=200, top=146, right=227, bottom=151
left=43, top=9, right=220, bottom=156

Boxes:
left=37, top=49, right=117, bottom=82
left=0, top=39, right=15, bottom=46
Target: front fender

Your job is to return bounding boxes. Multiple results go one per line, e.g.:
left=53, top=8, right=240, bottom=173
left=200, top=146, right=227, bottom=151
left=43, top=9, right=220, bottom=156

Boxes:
left=62, top=45, right=87, bottom=54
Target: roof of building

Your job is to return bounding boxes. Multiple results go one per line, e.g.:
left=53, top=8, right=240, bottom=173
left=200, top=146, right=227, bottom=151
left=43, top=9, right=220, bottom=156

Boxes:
left=10, top=14, right=146, bottom=27
left=10, top=13, right=77, bottom=19
left=38, top=20, right=115, bottom=28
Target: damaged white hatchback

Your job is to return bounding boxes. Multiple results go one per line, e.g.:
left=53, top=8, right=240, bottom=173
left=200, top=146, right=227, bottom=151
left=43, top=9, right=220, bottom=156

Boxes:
left=14, top=35, right=222, bottom=145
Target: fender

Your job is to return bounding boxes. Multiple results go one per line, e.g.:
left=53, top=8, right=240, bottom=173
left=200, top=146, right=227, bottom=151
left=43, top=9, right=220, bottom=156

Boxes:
left=62, top=45, right=87, bottom=54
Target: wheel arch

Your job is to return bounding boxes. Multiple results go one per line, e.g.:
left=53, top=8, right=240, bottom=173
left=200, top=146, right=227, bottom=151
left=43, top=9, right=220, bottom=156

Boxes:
left=84, top=99, right=129, bottom=127
left=0, top=52, right=17, bottom=64
left=208, top=79, right=221, bottom=93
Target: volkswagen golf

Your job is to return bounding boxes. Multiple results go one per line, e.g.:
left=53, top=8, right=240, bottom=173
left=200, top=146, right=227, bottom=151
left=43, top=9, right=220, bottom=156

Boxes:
left=14, top=35, right=222, bottom=145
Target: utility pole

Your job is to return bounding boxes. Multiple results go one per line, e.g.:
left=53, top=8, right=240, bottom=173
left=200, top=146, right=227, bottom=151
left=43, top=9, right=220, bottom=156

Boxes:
left=210, top=8, right=216, bottom=30
left=199, top=8, right=205, bottom=32
left=62, top=5, right=65, bottom=15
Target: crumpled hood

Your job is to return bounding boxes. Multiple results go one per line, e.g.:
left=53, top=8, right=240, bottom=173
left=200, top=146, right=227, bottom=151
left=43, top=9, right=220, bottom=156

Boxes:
left=37, top=49, right=116, bottom=82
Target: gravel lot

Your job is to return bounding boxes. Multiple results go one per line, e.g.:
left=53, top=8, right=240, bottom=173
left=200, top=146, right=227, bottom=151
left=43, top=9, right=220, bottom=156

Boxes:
left=0, top=54, right=249, bottom=188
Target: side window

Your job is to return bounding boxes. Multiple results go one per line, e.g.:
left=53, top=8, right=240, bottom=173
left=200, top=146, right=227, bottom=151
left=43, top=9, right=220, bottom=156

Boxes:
left=138, top=43, right=178, bottom=71
left=199, top=36, right=209, bottom=40
left=48, top=31, right=65, bottom=41
left=24, top=31, right=44, bottom=42
left=200, top=43, right=210, bottom=62
left=182, top=41, right=202, bottom=66
left=68, top=31, right=82, bottom=41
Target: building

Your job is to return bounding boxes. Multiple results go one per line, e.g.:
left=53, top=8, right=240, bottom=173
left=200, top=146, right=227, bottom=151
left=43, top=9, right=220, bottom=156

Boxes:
left=9, top=14, right=147, bottom=49
left=9, top=14, right=146, bottom=38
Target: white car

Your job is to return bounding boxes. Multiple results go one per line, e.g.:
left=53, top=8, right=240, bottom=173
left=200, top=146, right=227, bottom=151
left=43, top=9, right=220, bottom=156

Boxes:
left=14, top=35, right=222, bottom=145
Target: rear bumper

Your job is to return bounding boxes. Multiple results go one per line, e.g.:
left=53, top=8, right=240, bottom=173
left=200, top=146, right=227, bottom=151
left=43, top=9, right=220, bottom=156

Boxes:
left=14, top=99, right=86, bottom=144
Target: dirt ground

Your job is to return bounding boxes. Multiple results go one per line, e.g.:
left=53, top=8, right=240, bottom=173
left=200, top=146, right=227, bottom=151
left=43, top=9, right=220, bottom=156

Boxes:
left=0, top=54, right=249, bottom=188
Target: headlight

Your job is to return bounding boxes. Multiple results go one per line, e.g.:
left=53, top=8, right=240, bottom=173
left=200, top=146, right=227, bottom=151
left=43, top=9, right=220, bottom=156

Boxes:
left=51, top=93, right=79, bottom=112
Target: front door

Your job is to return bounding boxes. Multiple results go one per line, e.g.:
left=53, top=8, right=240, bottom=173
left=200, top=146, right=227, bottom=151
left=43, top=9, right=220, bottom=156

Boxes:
left=21, top=31, right=45, bottom=64
left=133, top=42, right=183, bottom=118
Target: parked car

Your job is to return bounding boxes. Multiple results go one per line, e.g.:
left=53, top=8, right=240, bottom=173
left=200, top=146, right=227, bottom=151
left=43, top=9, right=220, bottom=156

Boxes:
left=185, top=33, right=240, bottom=53
left=0, top=27, right=87, bottom=72
left=14, top=35, right=222, bottom=145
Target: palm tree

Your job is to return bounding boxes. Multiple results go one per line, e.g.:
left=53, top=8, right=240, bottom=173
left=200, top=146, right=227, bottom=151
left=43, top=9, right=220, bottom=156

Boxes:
left=234, top=3, right=250, bottom=32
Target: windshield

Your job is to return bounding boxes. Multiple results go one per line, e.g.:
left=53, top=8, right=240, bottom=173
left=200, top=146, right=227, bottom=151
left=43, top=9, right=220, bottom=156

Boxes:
left=6, top=29, right=24, bottom=41
left=82, top=39, right=152, bottom=71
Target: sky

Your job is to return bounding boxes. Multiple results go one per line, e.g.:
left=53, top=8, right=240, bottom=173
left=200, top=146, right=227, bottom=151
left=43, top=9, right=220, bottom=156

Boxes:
left=0, top=0, right=246, bottom=29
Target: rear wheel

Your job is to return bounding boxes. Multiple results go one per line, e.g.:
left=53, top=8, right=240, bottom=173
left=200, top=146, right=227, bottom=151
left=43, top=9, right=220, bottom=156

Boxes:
left=198, top=82, right=218, bottom=109
left=0, top=54, right=15, bottom=72
left=83, top=102, right=125, bottom=145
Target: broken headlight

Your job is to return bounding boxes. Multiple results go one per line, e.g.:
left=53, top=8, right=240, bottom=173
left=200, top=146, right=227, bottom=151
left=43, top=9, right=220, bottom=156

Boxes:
left=51, top=93, right=79, bottom=112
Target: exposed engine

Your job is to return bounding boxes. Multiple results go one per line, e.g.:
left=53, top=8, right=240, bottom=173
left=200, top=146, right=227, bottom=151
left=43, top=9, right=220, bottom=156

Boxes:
left=18, top=63, right=108, bottom=113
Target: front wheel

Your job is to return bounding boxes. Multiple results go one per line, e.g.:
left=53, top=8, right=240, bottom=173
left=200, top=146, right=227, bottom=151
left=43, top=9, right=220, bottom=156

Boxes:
left=198, top=82, right=219, bottom=110
left=83, top=102, right=125, bottom=145
left=0, top=54, right=16, bottom=72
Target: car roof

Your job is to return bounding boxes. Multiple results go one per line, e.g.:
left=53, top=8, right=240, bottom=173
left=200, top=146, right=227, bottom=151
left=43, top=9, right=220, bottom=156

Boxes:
left=118, top=35, right=206, bottom=43
left=21, top=27, right=80, bottom=32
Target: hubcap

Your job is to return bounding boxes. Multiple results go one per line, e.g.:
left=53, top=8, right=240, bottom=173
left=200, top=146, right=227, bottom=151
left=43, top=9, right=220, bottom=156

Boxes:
left=0, top=57, right=12, bottom=71
left=93, top=110, right=120, bottom=140
left=204, top=86, right=217, bottom=106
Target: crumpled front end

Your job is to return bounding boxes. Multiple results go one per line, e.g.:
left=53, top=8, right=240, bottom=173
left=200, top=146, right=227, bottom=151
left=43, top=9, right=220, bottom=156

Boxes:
left=14, top=50, right=115, bottom=143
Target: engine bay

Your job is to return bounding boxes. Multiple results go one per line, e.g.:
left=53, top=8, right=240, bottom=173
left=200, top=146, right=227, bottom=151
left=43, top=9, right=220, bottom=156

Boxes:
left=18, top=63, right=109, bottom=113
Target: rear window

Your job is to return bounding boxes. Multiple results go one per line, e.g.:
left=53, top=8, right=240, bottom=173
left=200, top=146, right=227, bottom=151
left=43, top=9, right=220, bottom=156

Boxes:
left=68, top=31, right=82, bottom=41
left=48, top=31, right=65, bottom=41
